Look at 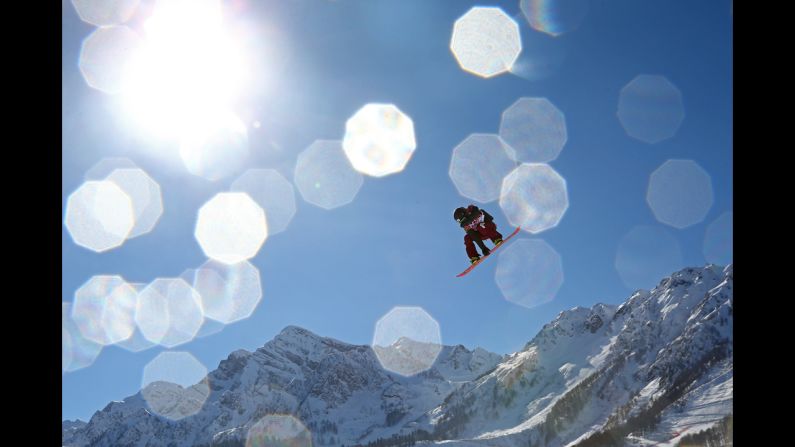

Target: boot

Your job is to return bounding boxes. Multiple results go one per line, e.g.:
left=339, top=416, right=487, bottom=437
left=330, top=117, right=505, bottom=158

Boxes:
left=469, top=256, right=480, bottom=264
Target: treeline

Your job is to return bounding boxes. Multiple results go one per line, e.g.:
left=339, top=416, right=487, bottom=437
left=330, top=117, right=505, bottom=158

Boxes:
left=348, top=429, right=433, bottom=447
left=572, top=344, right=730, bottom=447
left=677, top=414, right=732, bottom=446
left=542, top=362, right=612, bottom=444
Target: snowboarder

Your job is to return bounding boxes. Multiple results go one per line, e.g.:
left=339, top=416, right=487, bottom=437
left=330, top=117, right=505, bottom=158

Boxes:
left=453, top=205, right=503, bottom=264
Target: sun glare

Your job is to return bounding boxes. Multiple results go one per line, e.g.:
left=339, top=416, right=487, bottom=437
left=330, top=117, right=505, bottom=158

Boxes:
left=121, top=0, right=250, bottom=139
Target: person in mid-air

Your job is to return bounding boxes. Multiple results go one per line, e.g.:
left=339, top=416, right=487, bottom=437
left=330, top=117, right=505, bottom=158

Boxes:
left=454, top=205, right=503, bottom=264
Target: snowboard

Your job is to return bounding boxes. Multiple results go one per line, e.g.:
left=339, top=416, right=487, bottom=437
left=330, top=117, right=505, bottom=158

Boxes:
left=456, top=227, right=521, bottom=277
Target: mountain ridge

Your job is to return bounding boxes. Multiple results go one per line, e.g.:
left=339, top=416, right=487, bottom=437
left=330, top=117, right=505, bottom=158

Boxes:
left=63, top=264, right=732, bottom=447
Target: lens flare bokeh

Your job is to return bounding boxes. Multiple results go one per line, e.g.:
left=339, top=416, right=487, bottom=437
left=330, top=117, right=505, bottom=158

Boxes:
left=195, top=192, right=269, bottom=265
left=342, top=103, right=417, bottom=178
left=64, top=180, right=135, bottom=253
left=499, top=97, right=567, bottom=163
left=179, top=111, right=249, bottom=181
left=178, top=270, right=227, bottom=339
left=62, top=326, right=73, bottom=373
left=135, top=278, right=205, bottom=348
left=495, top=238, right=564, bottom=308
left=449, top=134, right=518, bottom=203
left=647, top=159, right=714, bottom=229
left=106, top=168, right=164, bottom=238
left=72, top=276, right=132, bottom=346
left=63, top=302, right=103, bottom=373
left=499, top=163, right=569, bottom=234
left=84, top=157, right=139, bottom=181
left=372, top=306, right=442, bottom=377
left=450, top=7, right=522, bottom=78
left=617, top=74, right=685, bottom=144
left=79, top=25, right=143, bottom=95
left=520, top=0, right=590, bottom=37
left=71, top=0, right=141, bottom=27
left=141, top=351, right=210, bottom=421
left=295, top=140, right=364, bottom=210
left=114, top=282, right=159, bottom=353
left=231, top=169, right=297, bottom=236
left=191, top=260, right=263, bottom=324
left=246, top=414, right=313, bottom=447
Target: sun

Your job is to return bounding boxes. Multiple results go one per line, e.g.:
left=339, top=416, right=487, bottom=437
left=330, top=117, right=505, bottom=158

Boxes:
left=121, top=0, right=251, bottom=140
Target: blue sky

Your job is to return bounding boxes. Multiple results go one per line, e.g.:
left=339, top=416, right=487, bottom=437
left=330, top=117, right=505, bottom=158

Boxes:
left=62, top=0, right=732, bottom=422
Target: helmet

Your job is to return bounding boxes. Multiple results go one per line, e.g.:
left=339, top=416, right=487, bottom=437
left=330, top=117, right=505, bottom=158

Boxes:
left=453, top=207, right=467, bottom=222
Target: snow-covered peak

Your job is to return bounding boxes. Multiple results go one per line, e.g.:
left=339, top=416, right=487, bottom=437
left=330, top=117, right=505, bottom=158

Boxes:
left=269, top=325, right=328, bottom=351
left=435, top=344, right=504, bottom=381
left=62, top=419, right=87, bottom=434
left=63, top=419, right=87, bottom=429
left=277, top=324, right=317, bottom=340
left=265, top=324, right=356, bottom=358
left=390, top=336, right=434, bottom=350
left=229, top=348, right=251, bottom=359
left=527, top=303, right=618, bottom=353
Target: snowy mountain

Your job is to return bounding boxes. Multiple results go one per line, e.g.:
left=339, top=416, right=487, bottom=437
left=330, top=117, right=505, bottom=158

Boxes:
left=63, top=325, right=503, bottom=447
left=422, top=264, right=733, bottom=447
left=63, top=419, right=88, bottom=440
left=63, top=264, right=732, bottom=447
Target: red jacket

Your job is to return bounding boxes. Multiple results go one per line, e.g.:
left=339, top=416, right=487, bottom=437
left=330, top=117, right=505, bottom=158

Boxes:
left=459, top=205, right=494, bottom=232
